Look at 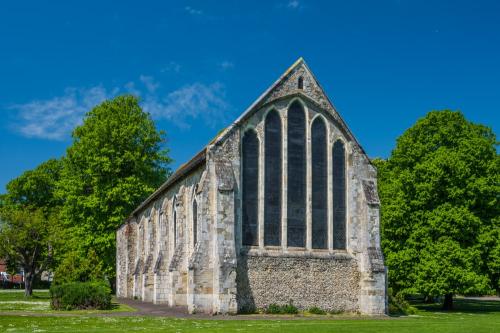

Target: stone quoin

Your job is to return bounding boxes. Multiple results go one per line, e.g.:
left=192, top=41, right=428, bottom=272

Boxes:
left=116, top=58, right=387, bottom=315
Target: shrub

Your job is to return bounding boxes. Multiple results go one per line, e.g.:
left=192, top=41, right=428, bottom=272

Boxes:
left=53, top=250, right=105, bottom=285
left=328, top=309, right=344, bottom=315
left=308, top=306, right=326, bottom=315
left=50, top=281, right=112, bottom=310
left=388, top=288, right=417, bottom=315
left=265, top=303, right=298, bottom=314
left=238, top=304, right=257, bottom=314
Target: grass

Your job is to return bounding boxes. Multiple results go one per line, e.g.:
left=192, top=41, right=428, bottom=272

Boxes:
left=0, top=290, right=135, bottom=313
left=0, top=289, right=50, bottom=302
left=0, top=291, right=499, bottom=332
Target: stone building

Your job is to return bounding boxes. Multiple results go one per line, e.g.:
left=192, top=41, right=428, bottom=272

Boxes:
left=116, top=58, right=387, bottom=315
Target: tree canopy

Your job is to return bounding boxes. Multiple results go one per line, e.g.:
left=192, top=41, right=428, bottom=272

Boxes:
left=3, top=158, right=62, bottom=212
left=56, top=95, right=172, bottom=281
left=0, top=207, right=55, bottom=296
left=0, top=158, right=64, bottom=295
left=374, top=110, right=499, bottom=309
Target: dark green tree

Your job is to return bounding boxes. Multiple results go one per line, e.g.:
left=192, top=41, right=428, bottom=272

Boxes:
left=57, top=95, right=172, bottom=283
left=0, top=158, right=64, bottom=292
left=375, top=110, right=499, bottom=310
left=3, top=158, right=63, bottom=212
left=0, top=207, right=57, bottom=296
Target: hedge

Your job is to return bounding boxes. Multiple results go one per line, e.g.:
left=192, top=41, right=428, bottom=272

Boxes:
left=50, top=281, right=112, bottom=310
left=265, top=303, right=299, bottom=314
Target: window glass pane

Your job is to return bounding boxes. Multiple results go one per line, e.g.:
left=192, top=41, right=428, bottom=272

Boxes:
left=287, top=101, right=306, bottom=247
left=173, top=209, right=177, bottom=247
left=333, top=140, right=346, bottom=249
left=193, top=199, right=198, bottom=245
left=242, top=130, right=259, bottom=246
left=264, top=110, right=282, bottom=246
left=311, top=118, right=327, bottom=249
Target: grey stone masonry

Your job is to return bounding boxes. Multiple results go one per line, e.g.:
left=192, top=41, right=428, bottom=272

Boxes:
left=116, top=58, right=387, bottom=315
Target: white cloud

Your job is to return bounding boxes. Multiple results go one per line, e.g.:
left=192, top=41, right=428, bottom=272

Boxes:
left=9, top=77, right=230, bottom=140
left=160, top=61, right=181, bottom=73
left=9, top=86, right=111, bottom=140
left=139, top=75, right=160, bottom=93
left=142, top=82, right=229, bottom=128
left=287, top=0, right=300, bottom=9
left=185, top=6, right=202, bottom=15
left=219, top=61, right=234, bottom=71
left=124, top=81, right=140, bottom=96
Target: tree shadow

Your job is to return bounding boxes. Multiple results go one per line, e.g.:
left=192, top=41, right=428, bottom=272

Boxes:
left=110, top=301, right=120, bottom=310
left=412, top=298, right=500, bottom=314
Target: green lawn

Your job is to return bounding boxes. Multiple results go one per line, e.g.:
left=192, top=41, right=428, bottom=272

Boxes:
left=0, top=291, right=498, bottom=333
left=0, top=290, right=135, bottom=313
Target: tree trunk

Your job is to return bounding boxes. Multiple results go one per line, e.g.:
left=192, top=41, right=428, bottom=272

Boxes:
left=109, top=277, right=116, bottom=294
left=424, top=295, right=435, bottom=303
left=442, top=293, right=453, bottom=310
left=24, top=270, right=34, bottom=297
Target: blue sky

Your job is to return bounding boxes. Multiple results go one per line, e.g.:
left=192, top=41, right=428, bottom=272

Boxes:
left=1, top=0, right=499, bottom=192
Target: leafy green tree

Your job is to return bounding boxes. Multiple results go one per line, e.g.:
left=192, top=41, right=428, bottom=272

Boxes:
left=57, top=95, right=171, bottom=283
left=52, top=249, right=105, bottom=285
left=3, top=158, right=63, bottom=212
left=0, top=207, right=56, bottom=296
left=0, top=158, right=65, bottom=289
left=375, top=110, right=499, bottom=310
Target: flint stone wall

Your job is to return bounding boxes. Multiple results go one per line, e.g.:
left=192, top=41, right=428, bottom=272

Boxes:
left=237, top=253, right=360, bottom=312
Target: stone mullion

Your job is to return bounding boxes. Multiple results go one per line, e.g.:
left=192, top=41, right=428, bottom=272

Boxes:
left=306, top=109, right=312, bottom=251
left=328, top=133, right=334, bottom=251
left=257, top=125, right=265, bottom=250
left=141, top=219, right=146, bottom=301
left=345, top=144, right=350, bottom=250
left=281, top=111, right=288, bottom=250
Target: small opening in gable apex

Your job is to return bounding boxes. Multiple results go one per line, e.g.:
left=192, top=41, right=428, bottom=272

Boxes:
left=298, top=76, right=304, bottom=90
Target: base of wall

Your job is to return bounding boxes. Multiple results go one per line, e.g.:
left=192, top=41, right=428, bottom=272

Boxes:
left=236, top=254, right=360, bottom=313
left=358, top=271, right=387, bottom=315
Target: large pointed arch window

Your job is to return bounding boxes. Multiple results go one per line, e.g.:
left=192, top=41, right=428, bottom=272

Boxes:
left=287, top=101, right=306, bottom=247
left=311, top=117, right=328, bottom=249
left=242, top=129, right=259, bottom=246
left=332, top=140, right=346, bottom=249
left=264, top=110, right=282, bottom=246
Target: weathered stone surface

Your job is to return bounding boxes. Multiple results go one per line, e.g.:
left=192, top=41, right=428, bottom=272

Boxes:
left=362, top=180, right=380, bottom=206
left=116, top=58, right=387, bottom=316
left=236, top=254, right=359, bottom=312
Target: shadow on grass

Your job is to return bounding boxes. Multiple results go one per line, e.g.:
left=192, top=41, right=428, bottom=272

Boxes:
left=0, top=290, right=50, bottom=302
left=31, top=293, right=51, bottom=301
left=110, top=302, right=120, bottom=310
left=412, top=298, right=500, bottom=315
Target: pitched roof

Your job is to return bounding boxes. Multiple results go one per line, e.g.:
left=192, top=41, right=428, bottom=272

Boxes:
left=126, top=57, right=369, bottom=221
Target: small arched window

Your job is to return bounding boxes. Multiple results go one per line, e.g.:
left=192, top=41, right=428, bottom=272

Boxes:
left=173, top=197, right=177, bottom=248
left=242, top=129, right=259, bottom=246
left=192, top=199, right=198, bottom=246
left=159, top=210, right=165, bottom=251
left=298, top=76, right=304, bottom=90
left=146, top=216, right=152, bottom=255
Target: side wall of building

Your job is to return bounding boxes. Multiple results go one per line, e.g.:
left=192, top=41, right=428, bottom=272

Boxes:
left=117, top=164, right=223, bottom=312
